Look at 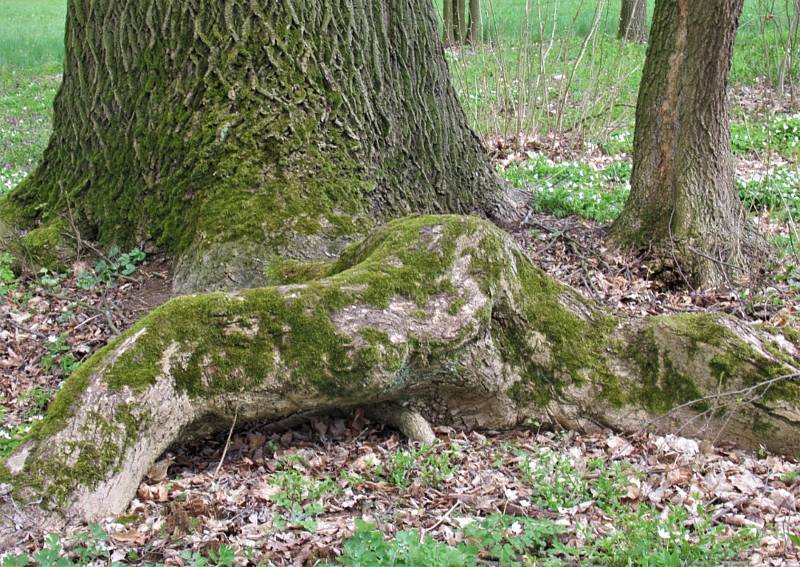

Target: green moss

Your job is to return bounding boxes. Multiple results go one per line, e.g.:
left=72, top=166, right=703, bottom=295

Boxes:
left=29, top=354, right=96, bottom=440
left=9, top=400, right=147, bottom=511
left=624, top=321, right=705, bottom=414
left=10, top=219, right=74, bottom=271
left=67, top=216, right=479, bottom=403
left=327, top=215, right=473, bottom=308
left=266, top=258, right=337, bottom=285
left=488, top=243, right=618, bottom=407
left=662, top=312, right=732, bottom=352
left=624, top=314, right=798, bottom=416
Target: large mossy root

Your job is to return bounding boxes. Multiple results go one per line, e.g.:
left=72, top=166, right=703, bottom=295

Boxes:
left=1, top=215, right=798, bottom=533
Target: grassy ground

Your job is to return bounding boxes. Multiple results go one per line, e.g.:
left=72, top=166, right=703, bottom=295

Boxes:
left=0, top=0, right=65, bottom=68
left=447, top=0, right=800, bottom=137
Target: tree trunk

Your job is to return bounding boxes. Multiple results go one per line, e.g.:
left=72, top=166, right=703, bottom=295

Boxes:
left=469, top=0, right=481, bottom=44
left=454, top=0, right=467, bottom=44
left=3, top=0, right=516, bottom=293
left=618, top=0, right=648, bottom=43
left=610, top=0, right=768, bottom=287
left=1, top=216, right=798, bottom=534
left=443, top=0, right=455, bottom=45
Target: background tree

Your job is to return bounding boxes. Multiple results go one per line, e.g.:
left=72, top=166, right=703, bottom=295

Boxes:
left=619, top=0, right=648, bottom=42
left=469, top=0, right=482, bottom=44
left=443, top=0, right=480, bottom=45
left=0, top=0, right=797, bottom=538
left=444, top=0, right=455, bottom=45
left=611, top=0, right=767, bottom=287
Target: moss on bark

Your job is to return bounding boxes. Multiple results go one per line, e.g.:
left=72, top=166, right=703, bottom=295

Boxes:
left=8, top=0, right=513, bottom=292
left=5, top=216, right=797, bottom=530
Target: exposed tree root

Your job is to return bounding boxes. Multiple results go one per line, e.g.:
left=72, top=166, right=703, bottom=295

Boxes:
left=0, top=215, right=797, bottom=538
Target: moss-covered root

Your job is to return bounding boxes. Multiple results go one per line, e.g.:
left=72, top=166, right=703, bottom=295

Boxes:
left=0, top=198, right=76, bottom=271
left=1, top=215, right=798, bottom=535
left=366, top=404, right=437, bottom=444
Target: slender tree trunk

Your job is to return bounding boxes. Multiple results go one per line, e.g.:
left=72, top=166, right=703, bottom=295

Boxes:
left=618, top=0, right=648, bottom=42
left=611, top=0, right=768, bottom=287
left=454, top=0, right=467, bottom=44
left=469, top=0, right=481, bottom=44
left=4, top=0, right=516, bottom=294
left=443, top=0, right=455, bottom=45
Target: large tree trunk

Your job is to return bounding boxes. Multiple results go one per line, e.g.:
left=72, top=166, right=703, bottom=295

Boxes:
left=618, top=0, right=648, bottom=43
left=1, top=0, right=798, bottom=539
left=610, top=0, right=767, bottom=287
left=2, top=0, right=516, bottom=293
left=1, top=216, right=798, bottom=534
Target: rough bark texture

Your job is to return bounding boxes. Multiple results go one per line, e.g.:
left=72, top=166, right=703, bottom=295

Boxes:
left=618, top=0, right=648, bottom=43
left=610, top=0, right=767, bottom=287
left=2, top=0, right=515, bottom=293
left=1, top=216, right=798, bottom=534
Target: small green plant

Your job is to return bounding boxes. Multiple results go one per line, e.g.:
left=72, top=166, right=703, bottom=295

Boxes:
left=22, top=386, right=52, bottom=418
left=77, top=247, right=146, bottom=289
left=731, top=114, right=800, bottom=158
left=420, top=446, right=458, bottom=488
left=781, top=471, right=800, bottom=484
left=269, top=470, right=336, bottom=530
left=2, top=524, right=112, bottom=566
left=36, top=268, right=63, bottom=289
left=599, top=129, right=634, bottom=155
left=0, top=253, right=17, bottom=296
left=501, top=155, right=630, bottom=223
left=577, top=503, right=757, bottom=566
left=385, top=446, right=421, bottom=489
left=180, top=545, right=237, bottom=567
left=381, top=444, right=459, bottom=490
left=332, top=520, right=476, bottom=567
left=517, top=447, right=589, bottom=511
left=462, top=514, right=565, bottom=566
left=737, top=167, right=800, bottom=220
left=0, top=422, right=31, bottom=459
left=41, top=333, right=80, bottom=376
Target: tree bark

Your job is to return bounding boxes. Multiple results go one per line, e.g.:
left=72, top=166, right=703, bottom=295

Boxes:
left=610, top=0, right=768, bottom=287
left=454, top=0, right=467, bottom=44
left=1, top=216, right=797, bottom=534
left=618, top=0, right=648, bottom=43
left=469, top=0, right=481, bottom=44
left=3, top=0, right=517, bottom=293
left=443, top=0, right=455, bottom=45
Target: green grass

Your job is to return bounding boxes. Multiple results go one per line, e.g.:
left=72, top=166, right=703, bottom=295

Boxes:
left=0, top=0, right=66, bottom=68
left=447, top=0, right=799, bottom=139
left=0, top=69, right=60, bottom=195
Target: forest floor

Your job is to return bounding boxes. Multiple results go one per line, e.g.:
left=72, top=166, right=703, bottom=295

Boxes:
left=2, top=165, right=800, bottom=564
